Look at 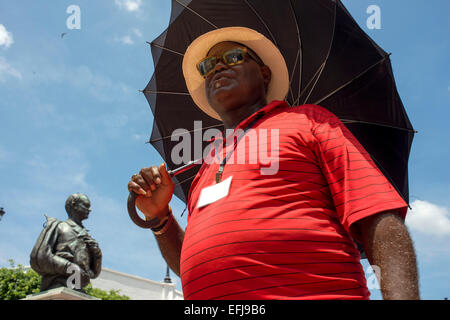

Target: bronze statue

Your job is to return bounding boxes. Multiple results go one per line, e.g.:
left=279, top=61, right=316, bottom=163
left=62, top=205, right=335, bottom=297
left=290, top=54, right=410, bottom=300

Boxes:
left=30, top=193, right=102, bottom=292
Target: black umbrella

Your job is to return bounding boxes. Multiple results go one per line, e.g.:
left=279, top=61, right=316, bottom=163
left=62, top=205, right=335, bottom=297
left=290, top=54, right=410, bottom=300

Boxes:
left=129, top=0, right=415, bottom=227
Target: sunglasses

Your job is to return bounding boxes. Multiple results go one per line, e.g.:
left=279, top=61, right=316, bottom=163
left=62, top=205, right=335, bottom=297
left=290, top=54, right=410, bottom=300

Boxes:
left=197, top=47, right=263, bottom=78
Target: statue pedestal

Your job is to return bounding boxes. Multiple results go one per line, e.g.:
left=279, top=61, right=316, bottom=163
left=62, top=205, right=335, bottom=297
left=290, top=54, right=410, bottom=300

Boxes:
left=23, top=287, right=100, bottom=300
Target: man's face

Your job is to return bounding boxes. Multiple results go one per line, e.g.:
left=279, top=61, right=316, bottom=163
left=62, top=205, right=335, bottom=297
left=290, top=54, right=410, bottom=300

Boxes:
left=73, top=196, right=91, bottom=221
left=204, top=42, right=270, bottom=115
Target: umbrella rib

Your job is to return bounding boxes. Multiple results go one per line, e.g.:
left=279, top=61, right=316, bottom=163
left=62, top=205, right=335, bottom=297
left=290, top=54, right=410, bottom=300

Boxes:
left=312, top=54, right=390, bottom=106
left=288, top=51, right=300, bottom=104
left=243, top=0, right=278, bottom=46
left=174, top=174, right=196, bottom=187
left=288, top=0, right=303, bottom=106
left=149, top=123, right=224, bottom=143
left=149, top=42, right=185, bottom=56
left=174, top=0, right=218, bottom=29
left=297, top=63, right=325, bottom=104
left=144, top=90, right=190, bottom=95
left=301, top=0, right=338, bottom=105
left=340, top=119, right=416, bottom=133
left=301, top=62, right=326, bottom=105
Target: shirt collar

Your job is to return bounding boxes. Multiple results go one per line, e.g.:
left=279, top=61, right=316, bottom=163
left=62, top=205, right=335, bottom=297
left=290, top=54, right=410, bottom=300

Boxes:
left=234, top=100, right=288, bottom=130
left=206, top=100, right=289, bottom=143
left=66, top=218, right=86, bottom=232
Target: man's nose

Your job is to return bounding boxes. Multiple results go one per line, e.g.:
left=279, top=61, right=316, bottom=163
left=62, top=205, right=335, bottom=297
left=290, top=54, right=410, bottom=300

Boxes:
left=213, top=60, right=228, bottom=73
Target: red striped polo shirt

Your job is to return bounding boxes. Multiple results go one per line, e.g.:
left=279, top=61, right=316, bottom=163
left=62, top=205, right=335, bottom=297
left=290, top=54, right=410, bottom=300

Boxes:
left=180, top=100, right=408, bottom=300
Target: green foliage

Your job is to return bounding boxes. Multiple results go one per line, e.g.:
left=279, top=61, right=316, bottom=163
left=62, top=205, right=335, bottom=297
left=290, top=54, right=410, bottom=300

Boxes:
left=0, top=259, right=130, bottom=300
left=0, top=260, right=41, bottom=300
left=85, top=284, right=130, bottom=300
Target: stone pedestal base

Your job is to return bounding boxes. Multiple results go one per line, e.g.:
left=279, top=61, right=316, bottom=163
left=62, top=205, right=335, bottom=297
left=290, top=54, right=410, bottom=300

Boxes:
left=22, top=287, right=100, bottom=300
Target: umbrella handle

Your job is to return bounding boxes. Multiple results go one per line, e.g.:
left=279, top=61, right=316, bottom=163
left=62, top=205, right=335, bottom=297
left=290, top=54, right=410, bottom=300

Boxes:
left=127, top=192, right=154, bottom=229
left=127, top=160, right=201, bottom=229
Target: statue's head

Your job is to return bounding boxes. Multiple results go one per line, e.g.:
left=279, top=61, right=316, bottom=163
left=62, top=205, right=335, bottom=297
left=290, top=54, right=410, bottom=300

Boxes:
left=65, top=193, right=91, bottom=221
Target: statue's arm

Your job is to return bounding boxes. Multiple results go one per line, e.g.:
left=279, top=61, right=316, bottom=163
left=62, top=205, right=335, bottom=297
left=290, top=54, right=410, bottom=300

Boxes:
left=90, top=245, right=102, bottom=278
left=91, top=251, right=102, bottom=278
left=47, top=225, right=77, bottom=275
left=31, top=222, right=72, bottom=276
left=86, top=238, right=102, bottom=278
left=48, top=254, right=72, bottom=275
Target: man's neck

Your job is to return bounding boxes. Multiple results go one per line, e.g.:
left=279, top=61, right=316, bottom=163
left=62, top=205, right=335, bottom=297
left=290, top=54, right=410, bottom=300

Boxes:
left=219, top=98, right=267, bottom=130
left=67, top=217, right=84, bottom=228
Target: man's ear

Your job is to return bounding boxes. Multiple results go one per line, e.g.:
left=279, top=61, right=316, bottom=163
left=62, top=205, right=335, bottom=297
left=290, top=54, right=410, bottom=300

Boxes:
left=261, top=65, right=272, bottom=93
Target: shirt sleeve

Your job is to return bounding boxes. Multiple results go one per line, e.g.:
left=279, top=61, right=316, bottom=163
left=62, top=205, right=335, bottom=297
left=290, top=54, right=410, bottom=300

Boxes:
left=305, top=104, right=408, bottom=242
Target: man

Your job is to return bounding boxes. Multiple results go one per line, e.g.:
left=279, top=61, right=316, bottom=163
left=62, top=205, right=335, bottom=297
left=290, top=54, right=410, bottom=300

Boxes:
left=128, top=27, right=419, bottom=300
left=30, top=193, right=102, bottom=292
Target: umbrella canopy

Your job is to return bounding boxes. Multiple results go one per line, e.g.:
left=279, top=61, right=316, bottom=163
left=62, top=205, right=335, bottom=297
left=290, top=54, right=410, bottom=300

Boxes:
left=143, top=0, right=415, bottom=205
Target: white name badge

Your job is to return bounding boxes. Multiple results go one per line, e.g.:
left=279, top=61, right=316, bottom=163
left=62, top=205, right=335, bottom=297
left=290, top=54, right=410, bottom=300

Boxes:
left=197, top=176, right=233, bottom=208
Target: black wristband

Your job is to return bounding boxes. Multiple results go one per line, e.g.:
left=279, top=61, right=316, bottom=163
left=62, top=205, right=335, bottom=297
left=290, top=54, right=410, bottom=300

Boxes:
left=151, top=216, right=169, bottom=232
left=150, top=207, right=172, bottom=232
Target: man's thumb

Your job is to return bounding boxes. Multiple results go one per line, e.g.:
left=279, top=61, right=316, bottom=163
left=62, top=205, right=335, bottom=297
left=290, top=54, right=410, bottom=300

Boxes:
left=159, top=163, right=172, bottom=185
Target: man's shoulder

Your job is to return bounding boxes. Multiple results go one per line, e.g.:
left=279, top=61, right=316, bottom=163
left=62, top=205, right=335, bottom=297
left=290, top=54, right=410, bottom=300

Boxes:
left=266, top=103, right=339, bottom=125
left=40, top=215, right=62, bottom=230
left=287, top=104, right=337, bottom=118
left=56, top=219, right=76, bottom=233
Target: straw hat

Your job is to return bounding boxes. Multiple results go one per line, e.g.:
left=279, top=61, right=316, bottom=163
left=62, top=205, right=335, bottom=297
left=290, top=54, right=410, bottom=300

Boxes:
left=182, top=27, right=289, bottom=120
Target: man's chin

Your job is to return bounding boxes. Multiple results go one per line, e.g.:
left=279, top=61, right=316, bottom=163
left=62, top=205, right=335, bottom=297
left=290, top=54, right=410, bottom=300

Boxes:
left=210, top=88, right=240, bottom=108
left=210, top=84, right=235, bottom=97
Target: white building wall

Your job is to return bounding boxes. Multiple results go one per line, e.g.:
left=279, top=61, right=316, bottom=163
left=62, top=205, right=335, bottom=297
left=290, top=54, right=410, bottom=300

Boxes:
left=90, top=267, right=183, bottom=300
left=22, top=266, right=184, bottom=300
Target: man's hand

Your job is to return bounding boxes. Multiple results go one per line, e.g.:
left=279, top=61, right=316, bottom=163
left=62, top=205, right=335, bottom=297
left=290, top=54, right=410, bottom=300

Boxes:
left=87, top=241, right=102, bottom=256
left=128, top=163, right=183, bottom=276
left=357, top=211, right=420, bottom=300
left=85, top=238, right=99, bottom=248
left=128, top=163, right=175, bottom=219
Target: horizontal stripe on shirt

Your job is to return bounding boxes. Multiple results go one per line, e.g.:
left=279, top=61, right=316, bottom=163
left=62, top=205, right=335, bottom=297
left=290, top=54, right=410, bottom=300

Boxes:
left=181, top=101, right=408, bottom=300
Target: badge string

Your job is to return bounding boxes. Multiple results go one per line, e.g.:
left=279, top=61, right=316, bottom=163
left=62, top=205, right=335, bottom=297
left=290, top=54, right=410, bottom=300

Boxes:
left=215, top=113, right=265, bottom=183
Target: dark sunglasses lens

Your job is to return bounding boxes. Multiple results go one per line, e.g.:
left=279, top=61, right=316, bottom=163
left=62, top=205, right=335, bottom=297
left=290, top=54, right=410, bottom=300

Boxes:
left=199, top=57, right=217, bottom=76
left=224, top=49, right=245, bottom=65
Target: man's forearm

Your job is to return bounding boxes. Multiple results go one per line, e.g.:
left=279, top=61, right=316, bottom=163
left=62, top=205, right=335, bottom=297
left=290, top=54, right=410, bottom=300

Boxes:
left=154, top=217, right=185, bottom=277
left=361, top=212, right=420, bottom=300
left=43, top=254, right=72, bottom=276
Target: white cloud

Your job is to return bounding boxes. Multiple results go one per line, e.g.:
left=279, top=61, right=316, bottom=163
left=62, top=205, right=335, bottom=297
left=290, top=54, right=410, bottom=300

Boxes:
left=0, top=56, right=22, bottom=81
left=115, top=0, right=142, bottom=12
left=114, top=29, right=142, bottom=45
left=132, top=28, right=142, bottom=38
left=0, top=24, right=13, bottom=48
left=131, top=132, right=152, bottom=144
left=115, top=35, right=134, bottom=45
left=24, top=147, right=90, bottom=195
left=27, top=62, right=133, bottom=102
left=405, top=200, right=450, bottom=237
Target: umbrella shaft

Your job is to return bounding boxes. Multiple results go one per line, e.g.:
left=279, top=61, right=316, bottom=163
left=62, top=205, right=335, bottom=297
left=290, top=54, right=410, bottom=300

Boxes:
left=168, top=159, right=202, bottom=177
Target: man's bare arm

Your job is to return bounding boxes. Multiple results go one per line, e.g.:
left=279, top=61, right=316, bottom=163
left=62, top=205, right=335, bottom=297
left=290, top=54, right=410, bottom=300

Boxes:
left=128, top=164, right=184, bottom=277
left=153, top=209, right=185, bottom=277
left=358, top=211, right=420, bottom=300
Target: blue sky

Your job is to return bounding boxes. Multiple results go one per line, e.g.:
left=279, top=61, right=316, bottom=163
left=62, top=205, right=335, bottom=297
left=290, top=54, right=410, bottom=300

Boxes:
left=0, top=0, right=449, bottom=300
